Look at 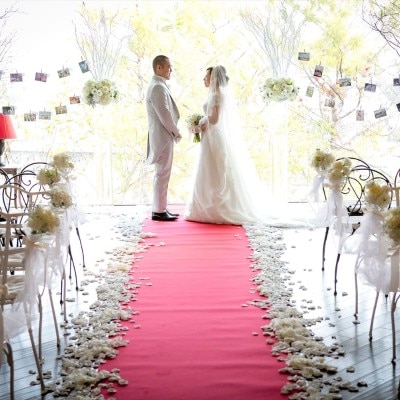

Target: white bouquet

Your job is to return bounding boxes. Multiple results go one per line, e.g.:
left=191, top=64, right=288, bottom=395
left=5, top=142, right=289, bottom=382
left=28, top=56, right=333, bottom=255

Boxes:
left=37, top=167, right=61, bottom=186
left=364, top=181, right=391, bottom=212
left=384, top=208, right=400, bottom=243
left=28, top=205, right=60, bottom=235
left=50, top=186, right=73, bottom=209
left=83, top=79, right=119, bottom=106
left=327, top=158, right=351, bottom=189
left=311, top=149, right=335, bottom=174
left=186, top=113, right=203, bottom=143
left=51, top=152, right=74, bottom=172
left=261, top=77, right=298, bottom=103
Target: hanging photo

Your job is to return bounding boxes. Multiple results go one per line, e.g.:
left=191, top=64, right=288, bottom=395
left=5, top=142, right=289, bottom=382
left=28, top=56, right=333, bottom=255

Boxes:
left=356, top=110, right=364, bottom=121
left=339, top=78, right=351, bottom=87
left=394, top=78, right=400, bottom=86
left=364, top=83, right=377, bottom=92
left=2, top=106, right=15, bottom=115
left=35, top=72, right=48, bottom=82
left=69, top=96, right=81, bottom=104
left=55, top=105, right=67, bottom=115
left=324, top=98, right=335, bottom=108
left=24, top=112, right=36, bottom=121
left=305, top=86, right=314, bottom=97
left=57, top=68, right=70, bottom=78
left=79, top=60, right=90, bottom=73
left=374, top=108, right=387, bottom=118
left=298, top=52, right=310, bottom=61
left=313, top=65, right=323, bottom=78
left=38, top=110, right=52, bottom=120
left=10, top=73, right=23, bottom=82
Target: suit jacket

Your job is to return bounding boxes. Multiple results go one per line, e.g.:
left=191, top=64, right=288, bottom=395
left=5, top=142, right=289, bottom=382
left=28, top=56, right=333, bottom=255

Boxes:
left=146, top=75, right=180, bottom=165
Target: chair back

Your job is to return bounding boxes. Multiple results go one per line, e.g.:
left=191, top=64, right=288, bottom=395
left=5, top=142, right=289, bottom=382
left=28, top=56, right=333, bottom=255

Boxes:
left=0, top=183, right=50, bottom=214
left=342, top=165, right=393, bottom=216
left=10, top=162, right=50, bottom=192
left=322, top=157, right=371, bottom=202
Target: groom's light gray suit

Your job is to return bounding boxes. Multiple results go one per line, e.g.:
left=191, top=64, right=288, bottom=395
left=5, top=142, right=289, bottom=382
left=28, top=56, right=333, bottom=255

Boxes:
left=146, top=75, right=180, bottom=213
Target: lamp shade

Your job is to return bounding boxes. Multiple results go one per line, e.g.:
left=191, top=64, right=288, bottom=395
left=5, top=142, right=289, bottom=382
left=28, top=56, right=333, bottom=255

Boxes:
left=0, top=114, right=16, bottom=140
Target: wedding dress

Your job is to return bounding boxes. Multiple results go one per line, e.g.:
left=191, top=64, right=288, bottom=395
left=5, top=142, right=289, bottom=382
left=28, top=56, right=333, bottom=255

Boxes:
left=184, top=66, right=310, bottom=227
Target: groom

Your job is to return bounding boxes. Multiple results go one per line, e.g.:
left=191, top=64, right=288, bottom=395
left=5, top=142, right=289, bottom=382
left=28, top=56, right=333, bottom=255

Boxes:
left=146, top=55, right=182, bottom=221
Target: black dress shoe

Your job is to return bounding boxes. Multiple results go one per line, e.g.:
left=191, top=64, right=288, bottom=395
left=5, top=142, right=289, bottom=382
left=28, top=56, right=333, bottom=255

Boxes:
left=166, top=209, right=180, bottom=217
left=152, top=211, right=178, bottom=221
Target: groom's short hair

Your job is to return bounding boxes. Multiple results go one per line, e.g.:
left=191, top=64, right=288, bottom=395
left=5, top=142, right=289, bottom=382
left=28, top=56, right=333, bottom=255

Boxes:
left=153, top=55, right=169, bottom=73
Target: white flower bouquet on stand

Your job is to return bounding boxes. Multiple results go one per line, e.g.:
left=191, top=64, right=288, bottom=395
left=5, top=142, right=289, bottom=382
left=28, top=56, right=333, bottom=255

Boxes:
left=186, top=113, right=203, bottom=143
left=83, top=79, right=119, bottom=106
left=261, top=77, right=298, bottom=103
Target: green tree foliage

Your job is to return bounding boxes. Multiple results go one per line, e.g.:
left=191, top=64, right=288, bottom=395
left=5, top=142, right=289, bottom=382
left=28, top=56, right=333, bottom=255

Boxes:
left=3, top=0, right=400, bottom=204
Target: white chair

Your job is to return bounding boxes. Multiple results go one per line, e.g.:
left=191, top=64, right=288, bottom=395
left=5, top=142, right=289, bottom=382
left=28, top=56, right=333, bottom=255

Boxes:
left=317, top=157, right=371, bottom=274
left=0, top=210, right=46, bottom=393
left=356, top=239, right=400, bottom=362
left=0, top=284, right=15, bottom=400
left=351, top=184, right=400, bottom=362
left=327, top=165, right=392, bottom=295
left=0, top=206, right=64, bottom=396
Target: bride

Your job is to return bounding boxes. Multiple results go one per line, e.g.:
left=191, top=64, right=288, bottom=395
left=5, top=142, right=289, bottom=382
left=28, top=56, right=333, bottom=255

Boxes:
left=184, top=65, right=266, bottom=225
left=184, top=65, right=313, bottom=227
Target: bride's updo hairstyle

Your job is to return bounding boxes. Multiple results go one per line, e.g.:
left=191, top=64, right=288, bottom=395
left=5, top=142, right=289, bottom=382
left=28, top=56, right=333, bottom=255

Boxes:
left=210, top=65, right=229, bottom=90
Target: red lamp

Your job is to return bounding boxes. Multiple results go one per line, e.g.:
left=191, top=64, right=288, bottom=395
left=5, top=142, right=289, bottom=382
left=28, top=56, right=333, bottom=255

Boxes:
left=0, top=114, right=17, bottom=166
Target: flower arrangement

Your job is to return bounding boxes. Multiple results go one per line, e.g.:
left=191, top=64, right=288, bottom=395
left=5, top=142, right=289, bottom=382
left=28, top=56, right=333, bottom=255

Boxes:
left=50, top=187, right=73, bottom=209
left=83, top=79, right=119, bottom=106
left=260, top=77, right=298, bottom=103
left=186, top=113, right=203, bottom=143
left=384, top=208, right=400, bottom=243
left=28, top=205, right=60, bottom=234
left=364, top=181, right=392, bottom=212
left=51, top=152, right=74, bottom=172
left=37, top=167, right=61, bottom=186
left=326, top=158, right=351, bottom=189
left=311, top=149, right=335, bottom=174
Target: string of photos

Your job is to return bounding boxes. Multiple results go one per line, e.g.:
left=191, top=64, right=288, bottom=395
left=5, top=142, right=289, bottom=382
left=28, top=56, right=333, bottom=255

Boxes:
left=298, top=51, right=400, bottom=121
left=1, top=59, right=118, bottom=122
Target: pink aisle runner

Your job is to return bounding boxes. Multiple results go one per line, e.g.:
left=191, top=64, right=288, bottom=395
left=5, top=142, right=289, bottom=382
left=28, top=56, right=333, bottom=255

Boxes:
left=101, top=213, right=287, bottom=400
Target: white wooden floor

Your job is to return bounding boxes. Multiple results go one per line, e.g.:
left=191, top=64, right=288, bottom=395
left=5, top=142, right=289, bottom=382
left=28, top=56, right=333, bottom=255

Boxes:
left=1, top=204, right=400, bottom=399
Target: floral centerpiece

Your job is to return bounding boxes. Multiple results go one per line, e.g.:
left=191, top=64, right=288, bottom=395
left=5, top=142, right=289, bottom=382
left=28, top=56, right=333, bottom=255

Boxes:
left=83, top=79, right=119, bottom=106
left=186, top=113, right=203, bottom=143
left=364, top=181, right=392, bottom=212
left=27, top=205, right=60, bottom=235
left=260, top=77, right=298, bottom=103
left=37, top=167, right=61, bottom=186
left=311, top=149, right=335, bottom=175
left=384, top=208, right=400, bottom=243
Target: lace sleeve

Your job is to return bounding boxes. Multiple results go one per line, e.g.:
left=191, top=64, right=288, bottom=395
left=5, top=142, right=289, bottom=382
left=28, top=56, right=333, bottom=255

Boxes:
left=209, top=94, right=221, bottom=108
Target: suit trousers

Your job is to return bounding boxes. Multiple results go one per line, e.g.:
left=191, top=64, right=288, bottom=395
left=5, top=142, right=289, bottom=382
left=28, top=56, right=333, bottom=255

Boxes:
left=153, top=142, right=173, bottom=213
